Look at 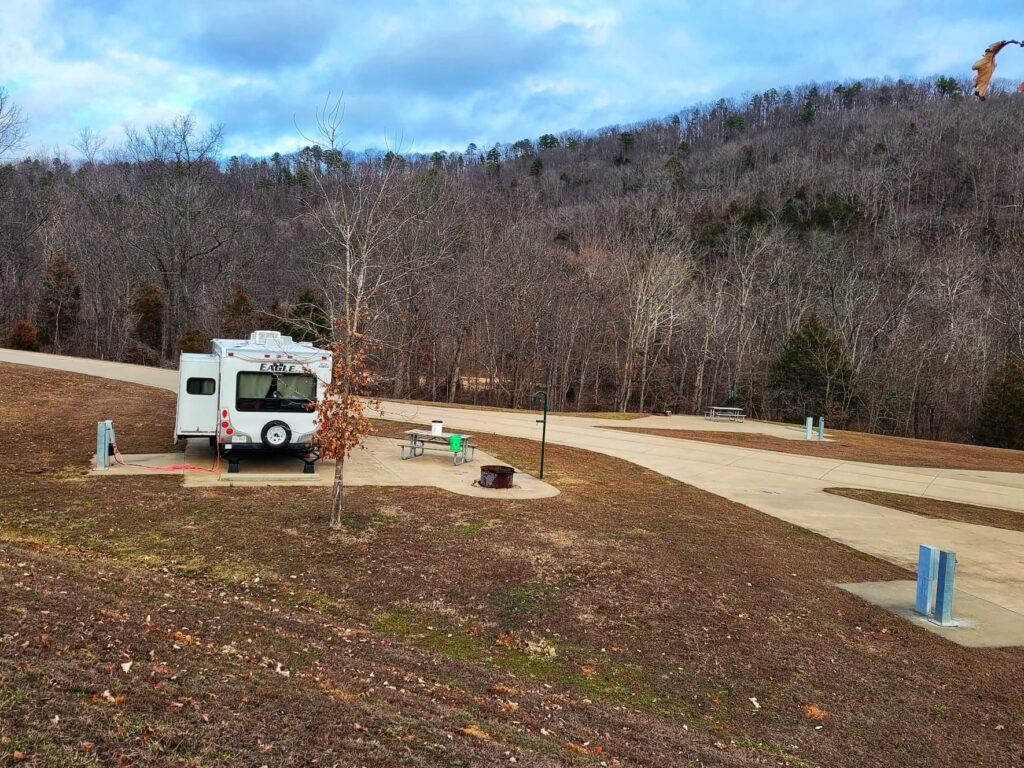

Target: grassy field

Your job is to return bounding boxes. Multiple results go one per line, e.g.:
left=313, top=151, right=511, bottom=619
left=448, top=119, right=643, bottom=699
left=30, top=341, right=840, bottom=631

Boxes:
left=2, top=362, right=1023, bottom=767
left=825, top=488, right=1024, bottom=534
left=611, top=427, right=1024, bottom=472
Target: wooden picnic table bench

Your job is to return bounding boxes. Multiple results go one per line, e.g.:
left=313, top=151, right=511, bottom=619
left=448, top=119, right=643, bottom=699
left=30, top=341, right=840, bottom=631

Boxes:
left=400, top=429, right=476, bottom=466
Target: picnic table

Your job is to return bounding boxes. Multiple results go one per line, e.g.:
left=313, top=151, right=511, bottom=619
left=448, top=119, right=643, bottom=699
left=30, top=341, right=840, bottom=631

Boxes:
left=400, top=429, right=476, bottom=465
left=704, top=406, right=745, bottom=422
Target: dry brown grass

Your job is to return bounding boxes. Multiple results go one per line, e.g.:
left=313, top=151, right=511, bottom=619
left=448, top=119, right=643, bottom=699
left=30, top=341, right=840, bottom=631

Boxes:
left=825, top=488, right=1024, bottom=533
left=2, top=362, right=1024, bottom=767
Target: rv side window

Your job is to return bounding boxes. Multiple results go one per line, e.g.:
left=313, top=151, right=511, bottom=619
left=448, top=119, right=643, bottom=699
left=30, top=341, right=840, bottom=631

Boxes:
left=236, top=372, right=317, bottom=412
left=186, top=377, right=216, bottom=395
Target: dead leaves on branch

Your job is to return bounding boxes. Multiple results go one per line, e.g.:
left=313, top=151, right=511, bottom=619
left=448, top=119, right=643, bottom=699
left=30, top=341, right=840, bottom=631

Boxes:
left=315, top=326, right=380, bottom=461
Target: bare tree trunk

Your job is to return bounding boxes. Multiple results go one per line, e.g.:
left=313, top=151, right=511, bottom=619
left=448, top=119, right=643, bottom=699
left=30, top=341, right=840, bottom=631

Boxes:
left=329, top=454, right=346, bottom=529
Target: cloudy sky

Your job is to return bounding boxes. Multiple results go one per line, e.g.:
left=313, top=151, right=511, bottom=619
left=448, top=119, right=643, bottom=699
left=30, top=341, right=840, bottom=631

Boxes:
left=1, top=0, right=1021, bottom=158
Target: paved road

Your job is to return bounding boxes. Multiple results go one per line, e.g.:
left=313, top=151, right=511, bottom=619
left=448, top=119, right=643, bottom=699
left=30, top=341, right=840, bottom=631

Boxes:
left=4, top=348, right=1024, bottom=618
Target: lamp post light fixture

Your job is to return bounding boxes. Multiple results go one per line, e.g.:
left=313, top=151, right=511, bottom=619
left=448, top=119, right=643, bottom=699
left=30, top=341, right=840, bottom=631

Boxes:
left=532, top=389, right=548, bottom=479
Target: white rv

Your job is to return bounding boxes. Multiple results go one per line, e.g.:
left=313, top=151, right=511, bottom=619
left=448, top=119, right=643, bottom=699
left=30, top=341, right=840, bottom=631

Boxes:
left=174, top=330, right=332, bottom=473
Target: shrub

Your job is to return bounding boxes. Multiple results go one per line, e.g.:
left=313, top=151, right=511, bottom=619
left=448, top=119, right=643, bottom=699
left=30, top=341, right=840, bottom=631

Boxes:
left=7, top=320, right=41, bottom=351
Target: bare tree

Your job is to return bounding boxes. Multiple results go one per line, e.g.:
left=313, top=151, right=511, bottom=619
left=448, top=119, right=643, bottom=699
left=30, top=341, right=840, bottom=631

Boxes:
left=117, top=114, right=243, bottom=358
left=72, top=128, right=106, bottom=165
left=302, top=98, right=449, bottom=527
left=0, top=88, right=26, bottom=159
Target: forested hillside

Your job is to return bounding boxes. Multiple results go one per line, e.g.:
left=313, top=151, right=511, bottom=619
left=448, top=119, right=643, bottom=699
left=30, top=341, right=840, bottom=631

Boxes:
left=2, top=77, right=1023, bottom=444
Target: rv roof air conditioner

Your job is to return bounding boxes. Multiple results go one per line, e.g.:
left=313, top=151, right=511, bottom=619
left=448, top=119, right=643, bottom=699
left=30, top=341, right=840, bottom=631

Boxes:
left=251, top=330, right=283, bottom=345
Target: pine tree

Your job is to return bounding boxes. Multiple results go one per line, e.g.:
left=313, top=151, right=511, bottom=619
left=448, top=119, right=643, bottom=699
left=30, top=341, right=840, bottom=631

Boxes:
left=35, top=257, right=81, bottom=350
left=975, top=355, right=1024, bottom=449
left=485, top=145, right=501, bottom=175
left=798, top=99, right=815, bottom=125
left=935, top=75, right=962, bottom=99
left=664, top=153, right=684, bottom=189
left=177, top=330, right=210, bottom=353
left=511, top=139, right=534, bottom=157
left=769, top=315, right=855, bottom=424
left=538, top=133, right=560, bottom=150
left=220, top=286, right=254, bottom=338
left=132, top=284, right=164, bottom=351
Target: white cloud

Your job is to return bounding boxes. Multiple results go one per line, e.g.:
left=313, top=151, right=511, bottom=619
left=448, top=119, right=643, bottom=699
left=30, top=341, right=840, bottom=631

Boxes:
left=1, top=0, right=1021, bottom=158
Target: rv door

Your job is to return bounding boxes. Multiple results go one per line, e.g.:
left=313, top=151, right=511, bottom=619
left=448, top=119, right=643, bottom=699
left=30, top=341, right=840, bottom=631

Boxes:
left=174, top=354, right=220, bottom=439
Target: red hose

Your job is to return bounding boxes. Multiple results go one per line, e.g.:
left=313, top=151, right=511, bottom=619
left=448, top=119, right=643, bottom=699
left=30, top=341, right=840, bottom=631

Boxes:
left=112, top=440, right=222, bottom=474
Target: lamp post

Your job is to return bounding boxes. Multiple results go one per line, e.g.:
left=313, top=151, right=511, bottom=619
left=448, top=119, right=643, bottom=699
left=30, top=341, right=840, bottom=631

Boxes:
left=532, top=389, right=548, bottom=479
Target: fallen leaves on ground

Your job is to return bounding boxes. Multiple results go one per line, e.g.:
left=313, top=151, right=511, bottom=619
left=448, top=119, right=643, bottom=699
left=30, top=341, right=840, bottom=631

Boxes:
left=459, top=724, right=492, bottom=740
left=335, top=628, right=370, bottom=638
left=488, top=683, right=520, bottom=696
left=803, top=704, right=829, bottom=720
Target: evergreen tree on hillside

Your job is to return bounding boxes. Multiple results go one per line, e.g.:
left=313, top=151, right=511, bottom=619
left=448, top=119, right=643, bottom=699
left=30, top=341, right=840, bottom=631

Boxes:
left=664, top=152, right=684, bottom=189
left=935, top=75, right=962, bottom=99
left=798, top=99, right=815, bottom=125
left=220, top=286, right=254, bottom=338
left=177, top=330, right=210, bottom=354
left=485, top=145, right=501, bottom=175
left=975, top=355, right=1024, bottom=450
left=538, top=133, right=560, bottom=150
left=769, top=315, right=855, bottom=424
left=132, top=284, right=164, bottom=351
left=34, top=257, right=81, bottom=350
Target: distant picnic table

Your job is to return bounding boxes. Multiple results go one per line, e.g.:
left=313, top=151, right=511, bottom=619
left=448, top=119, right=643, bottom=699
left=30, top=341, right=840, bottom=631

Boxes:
left=705, top=406, right=745, bottom=423
left=399, top=429, right=476, bottom=465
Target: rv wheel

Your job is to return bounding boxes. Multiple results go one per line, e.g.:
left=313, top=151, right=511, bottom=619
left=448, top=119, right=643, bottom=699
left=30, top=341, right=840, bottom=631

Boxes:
left=261, top=420, right=292, bottom=449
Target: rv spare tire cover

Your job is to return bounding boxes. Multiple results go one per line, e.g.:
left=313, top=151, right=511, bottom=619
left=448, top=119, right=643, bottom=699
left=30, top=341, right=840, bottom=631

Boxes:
left=261, top=420, right=292, bottom=449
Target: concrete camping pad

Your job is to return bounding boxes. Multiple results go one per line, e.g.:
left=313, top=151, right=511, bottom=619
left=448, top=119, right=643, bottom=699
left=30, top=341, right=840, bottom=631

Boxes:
left=93, top=436, right=558, bottom=499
